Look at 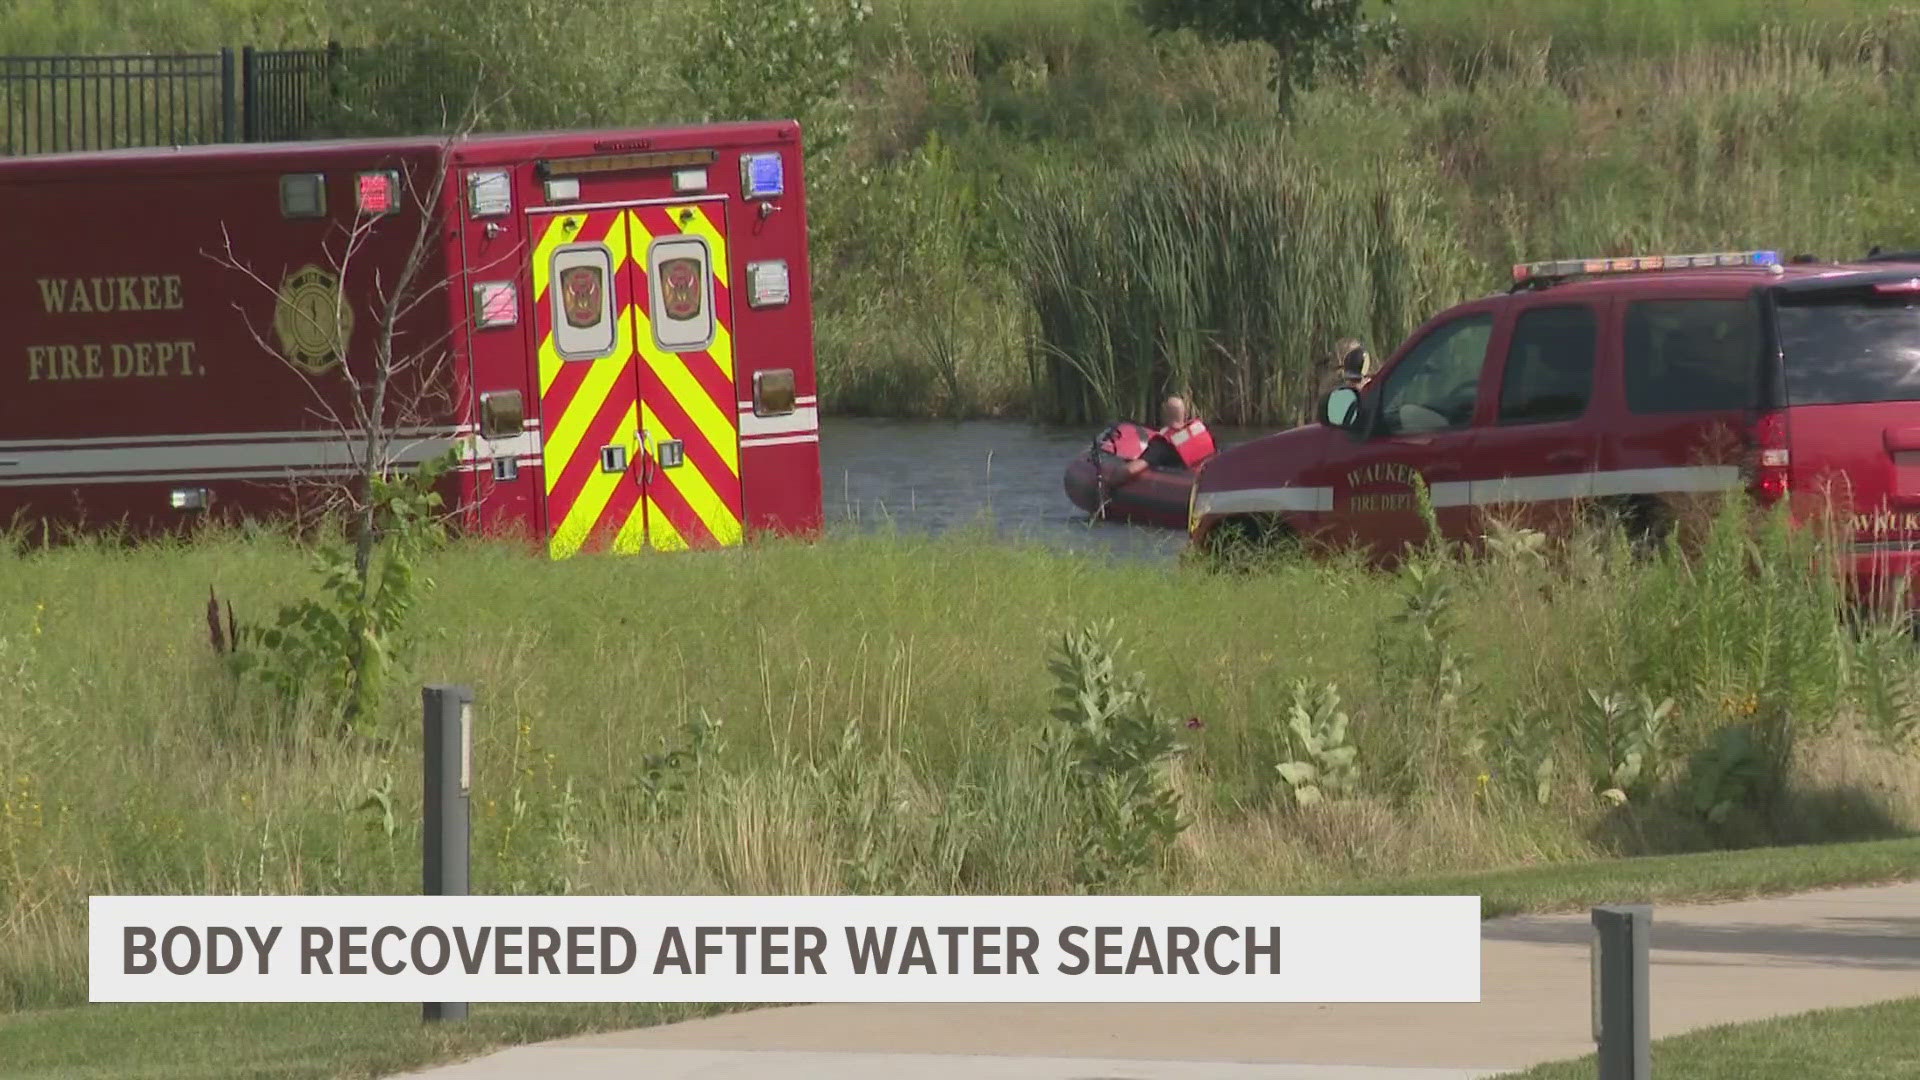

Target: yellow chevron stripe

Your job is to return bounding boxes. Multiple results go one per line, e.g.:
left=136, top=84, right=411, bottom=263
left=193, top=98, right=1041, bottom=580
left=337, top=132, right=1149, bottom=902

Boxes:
left=677, top=203, right=730, bottom=289
left=537, top=213, right=631, bottom=396
left=679, top=465, right=744, bottom=546
left=549, top=505, right=593, bottom=559
left=542, top=310, right=633, bottom=497
left=706, top=320, right=735, bottom=388
left=688, top=208, right=735, bottom=406
left=538, top=334, right=565, bottom=398
left=613, top=490, right=649, bottom=554
left=636, top=403, right=679, bottom=552
left=604, top=211, right=631, bottom=276
left=645, top=497, right=688, bottom=552
left=675, top=205, right=734, bottom=384
left=645, top=406, right=742, bottom=547
left=550, top=400, right=639, bottom=559
left=627, top=208, right=657, bottom=257
left=622, top=205, right=740, bottom=550
left=634, top=402, right=680, bottom=552
left=629, top=206, right=733, bottom=306
left=530, top=213, right=584, bottom=301
left=635, top=331, right=739, bottom=477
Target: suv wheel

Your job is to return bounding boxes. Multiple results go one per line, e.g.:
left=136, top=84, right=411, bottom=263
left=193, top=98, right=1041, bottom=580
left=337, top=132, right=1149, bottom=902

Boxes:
left=1585, top=496, right=1673, bottom=558
left=1195, top=514, right=1297, bottom=568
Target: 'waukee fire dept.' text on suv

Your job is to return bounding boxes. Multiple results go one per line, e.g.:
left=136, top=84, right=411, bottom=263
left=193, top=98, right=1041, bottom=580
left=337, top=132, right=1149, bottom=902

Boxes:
left=1187, top=248, right=1920, bottom=606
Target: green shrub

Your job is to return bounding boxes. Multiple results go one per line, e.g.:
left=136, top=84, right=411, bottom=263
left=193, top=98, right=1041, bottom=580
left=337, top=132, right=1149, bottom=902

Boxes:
left=1045, top=620, right=1189, bottom=890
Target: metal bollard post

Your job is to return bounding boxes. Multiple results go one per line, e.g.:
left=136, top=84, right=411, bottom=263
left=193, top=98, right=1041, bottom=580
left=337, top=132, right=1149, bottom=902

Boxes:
left=1591, top=904, right=1651, bottom=1080
left=422, top=684, right=473, bottom=1023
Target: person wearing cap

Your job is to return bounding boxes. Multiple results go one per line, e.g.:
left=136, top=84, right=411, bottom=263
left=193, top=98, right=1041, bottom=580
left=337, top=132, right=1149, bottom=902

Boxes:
left=1333, top=337, right=1375, bottom=391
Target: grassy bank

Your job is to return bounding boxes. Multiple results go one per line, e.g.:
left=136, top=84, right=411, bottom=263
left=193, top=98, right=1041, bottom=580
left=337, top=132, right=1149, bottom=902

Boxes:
left=7, top=830, right=1920, bottom=1079
left=11, top=2, right=1920, bottom=420
left=1387, top=836, right=1920, bottom=918
left=1497, top=995, right=1920, bottom=1080
left=0, top=1002, right=728, bottom=1080
left=5, top=501, right=1920, bottom=1012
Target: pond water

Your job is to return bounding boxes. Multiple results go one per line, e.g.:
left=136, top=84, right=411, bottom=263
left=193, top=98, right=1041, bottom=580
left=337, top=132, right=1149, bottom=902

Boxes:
left=815, top=417, right=1285, bottom=561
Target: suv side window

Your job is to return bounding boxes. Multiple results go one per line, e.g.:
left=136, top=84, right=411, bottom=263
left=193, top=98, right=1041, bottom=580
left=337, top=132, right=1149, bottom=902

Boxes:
left=1622, top=298, right=1761, bottom=414
left=1374, top=313, right=1495, bottom=436
left=1498, top=304, right=1598, bottom=425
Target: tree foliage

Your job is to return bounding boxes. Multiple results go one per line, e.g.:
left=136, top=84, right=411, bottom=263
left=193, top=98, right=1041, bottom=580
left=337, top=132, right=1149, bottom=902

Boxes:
left=1135, top=0, right=1400, bottom=102
left=677, top=0, right=872, bottom=168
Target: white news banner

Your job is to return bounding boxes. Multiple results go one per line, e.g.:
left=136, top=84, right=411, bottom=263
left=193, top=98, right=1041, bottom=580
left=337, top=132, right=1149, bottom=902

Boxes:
left=89, top=894, right=1481, bottom=1004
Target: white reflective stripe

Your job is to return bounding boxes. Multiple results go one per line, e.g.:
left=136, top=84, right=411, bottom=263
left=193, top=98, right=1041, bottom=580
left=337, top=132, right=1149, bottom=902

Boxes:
left=0, top=429, right=560, bottom=488
left=1196, top=486, right=1334, bottom=515
left=1455, top=472, right=1595, bottom=507
left=0, top=465, right=376, bottom=488
left=1196, top=465, right=1742, bottom=519
left=0, top=436, right=454, bottom=479
left=0, top=427, right=547, bottom=482
left=740, top=433, right=820, bottom=448
left=737, top=405, right=819, bottom=438
left=1441, top=465, right=1741, bottom=508
left=1588, top=465, right=1741, bottom=497
left=1428, top=481, right=1473, bottom=508
left=0, top=426, right=461, bottom=452
left=464, top=430, right=544, bottom=464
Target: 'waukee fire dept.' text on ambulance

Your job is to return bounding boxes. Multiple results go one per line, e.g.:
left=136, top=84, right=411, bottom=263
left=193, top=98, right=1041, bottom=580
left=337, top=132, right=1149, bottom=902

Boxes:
left=0, top=122, right=824, bottom=556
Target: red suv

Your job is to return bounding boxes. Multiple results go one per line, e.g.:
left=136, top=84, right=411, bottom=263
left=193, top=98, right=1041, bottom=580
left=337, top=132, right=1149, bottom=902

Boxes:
left=1188, top=248, right=1920, bottom=606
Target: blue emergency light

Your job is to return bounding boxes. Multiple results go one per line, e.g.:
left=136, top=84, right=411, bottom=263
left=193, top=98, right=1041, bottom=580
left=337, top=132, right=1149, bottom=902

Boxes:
left=1513, top=249, right=1781, bottom=283
left=742, top=152, right=784, bottom=199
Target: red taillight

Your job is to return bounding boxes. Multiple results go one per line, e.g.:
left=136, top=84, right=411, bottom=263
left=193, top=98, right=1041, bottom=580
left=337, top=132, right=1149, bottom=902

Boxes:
left=1749, top=411, right=1791, bottom=505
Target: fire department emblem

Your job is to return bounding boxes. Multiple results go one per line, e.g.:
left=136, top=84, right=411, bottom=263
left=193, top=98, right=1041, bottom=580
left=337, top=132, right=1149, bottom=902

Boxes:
left=272, top=264, right=353, bottom=374
left=560, top=265, right=603, bottom=330
left=659, top=257, right=703, bottom=322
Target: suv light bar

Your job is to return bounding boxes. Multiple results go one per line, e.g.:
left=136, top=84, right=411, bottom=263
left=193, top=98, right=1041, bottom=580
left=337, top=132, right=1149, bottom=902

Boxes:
left=1512, top=249, right=1781, bottom=284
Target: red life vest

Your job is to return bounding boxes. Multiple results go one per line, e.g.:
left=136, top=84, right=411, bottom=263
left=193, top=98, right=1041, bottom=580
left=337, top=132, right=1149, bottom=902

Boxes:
left=1158, top=419, right=1216, bottom=468
left=1097, top=421, right=1153, bottom=460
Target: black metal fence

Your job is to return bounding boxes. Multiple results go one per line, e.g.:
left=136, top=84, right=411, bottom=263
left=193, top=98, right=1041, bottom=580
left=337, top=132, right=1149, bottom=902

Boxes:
left=0, top=43, right=444, bottom=156
left=240, top=44, right=343, bottom=144
left=0, top=50, right=239, bottom=156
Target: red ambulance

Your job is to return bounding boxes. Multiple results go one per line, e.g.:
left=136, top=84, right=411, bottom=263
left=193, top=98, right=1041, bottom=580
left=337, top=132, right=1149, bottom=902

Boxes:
left=0, top=122, right=824, bottom=556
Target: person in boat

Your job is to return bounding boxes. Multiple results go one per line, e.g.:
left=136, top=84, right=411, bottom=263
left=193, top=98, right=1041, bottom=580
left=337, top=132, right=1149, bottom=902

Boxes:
left=1107, top=395, right=1217, bottom=486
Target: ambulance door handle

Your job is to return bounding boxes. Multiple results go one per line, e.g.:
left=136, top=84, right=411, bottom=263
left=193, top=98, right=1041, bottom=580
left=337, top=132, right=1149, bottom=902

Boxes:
left=638, top=429, right=652, bottom=485
left=1547, top=450, right=1587, bottom=469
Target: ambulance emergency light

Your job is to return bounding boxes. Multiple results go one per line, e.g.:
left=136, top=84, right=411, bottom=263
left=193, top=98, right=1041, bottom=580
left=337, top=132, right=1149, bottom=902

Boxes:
left=742, top=152, right=783, bottom=199
left=1513, top=249, right=1781, bottom=283
left=356, top=170, right=400, bottom=215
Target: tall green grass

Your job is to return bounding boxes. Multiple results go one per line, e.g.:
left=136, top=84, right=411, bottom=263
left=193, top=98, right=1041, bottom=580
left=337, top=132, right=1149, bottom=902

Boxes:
left=831, top=0, right=1920, bottom=421
left=1387, top=0, right=1920, bottom=84
left=5, top=502, right=1920, bottom=1010
left=11, top=0, right=1920, bottom=416
left=1000, top=13, right=1920, bottom=423
left=1007, top=128, right=1476, bottom=426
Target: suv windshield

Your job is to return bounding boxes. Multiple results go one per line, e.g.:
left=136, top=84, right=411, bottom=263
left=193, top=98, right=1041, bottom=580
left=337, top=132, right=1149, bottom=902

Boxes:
left=1776, top=288, right=1920, bottom=405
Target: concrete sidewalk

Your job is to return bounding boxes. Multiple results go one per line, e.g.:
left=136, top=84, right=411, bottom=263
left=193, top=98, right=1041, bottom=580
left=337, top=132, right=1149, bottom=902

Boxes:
left=393, top=881, right=1920, bottom=1079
